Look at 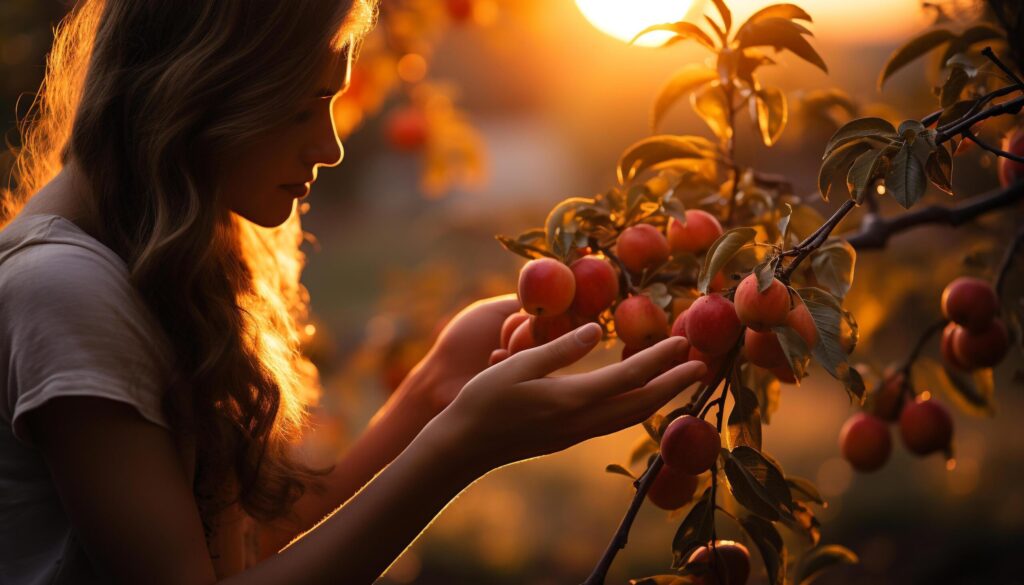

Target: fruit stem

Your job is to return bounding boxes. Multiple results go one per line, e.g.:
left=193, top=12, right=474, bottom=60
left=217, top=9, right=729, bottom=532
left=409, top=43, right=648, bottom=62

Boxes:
left=962, top=128, right=1024, bottom=163
left=777, top=200, right=858, bottom=282
left=595, top=244, right=638, bottom=295
left=980, top=46, right=1024, bottom=91
left=898, top=318, right=948, bottom=393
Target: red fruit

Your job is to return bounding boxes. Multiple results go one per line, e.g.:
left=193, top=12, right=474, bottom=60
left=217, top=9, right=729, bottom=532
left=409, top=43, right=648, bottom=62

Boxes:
left=507, top=319, right=535, bottom=354
left=615, top=224, right=670, bottom=275
left=646, top=464, right=699, bottom=510
left=941, top=277, right=999, bottom=332
left=670, top=309, right=688, bottom=338
left=786, top=299, right=819, bottom=349
left=871, top=371, right=906, bottom=421
left=940, top=322, right=968, bottom=371
left=531, top=313, right=574, bottom=344
left=899, top=396, right=953, bottom=456
left=734, top=275, right=791, bottom=331
left=770, top=365, right=797, bottom=384
left=998, top=129, right=1024, bottom=187
left=951, top=319, right=1010, bottom=370
left=689, top=346, right=724, bottom=386
left=839, top=413, right=892, bottom=472
left=500, top=312, right=529, bottom=349
left=660, top=415, right=721, bottom=475
left=709, top=271, right=729, bottom=292
left=668, top=209, right=724, bottom=254
left=685, top=294, right=743, bottom=356
left=446, top=0, right=474, bottom=22
left=386, top=107, right=428, bottom=152
left=743, top=328, right=787, bottom=368
left=686, top=541, right=751, bottom=585
left=518, top=258, right=576, bottom=316
left=570, top=256, right=619, bottom=318
left=614, top=295, right=668, bottom=347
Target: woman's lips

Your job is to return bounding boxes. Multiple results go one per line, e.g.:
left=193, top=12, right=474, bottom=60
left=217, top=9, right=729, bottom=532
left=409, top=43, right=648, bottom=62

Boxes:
left=279, top=183, right=310, bottom=197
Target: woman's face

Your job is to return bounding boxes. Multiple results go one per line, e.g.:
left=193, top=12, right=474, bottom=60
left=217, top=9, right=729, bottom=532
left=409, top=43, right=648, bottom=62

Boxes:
left=217, top=44, right=353, bottom=228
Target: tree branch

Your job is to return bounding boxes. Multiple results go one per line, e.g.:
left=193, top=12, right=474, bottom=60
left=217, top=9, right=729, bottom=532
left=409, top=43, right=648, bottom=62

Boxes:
left=963, top=129, right=1024, bottom=163
left=846, top=181, right=1024, bottom=250
left=778, top=200, right=857, bottom=280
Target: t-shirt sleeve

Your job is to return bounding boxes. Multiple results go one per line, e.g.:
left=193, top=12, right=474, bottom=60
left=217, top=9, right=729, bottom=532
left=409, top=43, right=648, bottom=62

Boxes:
left=0, top=242, right=174, bottom=446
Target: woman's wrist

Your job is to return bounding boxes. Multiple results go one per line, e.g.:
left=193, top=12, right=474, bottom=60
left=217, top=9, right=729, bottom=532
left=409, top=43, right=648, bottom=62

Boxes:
left=418, top=403, right=494, bottom=482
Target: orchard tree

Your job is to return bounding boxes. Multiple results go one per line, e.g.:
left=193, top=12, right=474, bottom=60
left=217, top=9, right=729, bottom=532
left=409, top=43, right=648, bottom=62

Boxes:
left=492, top=0, right=1023, bottom=583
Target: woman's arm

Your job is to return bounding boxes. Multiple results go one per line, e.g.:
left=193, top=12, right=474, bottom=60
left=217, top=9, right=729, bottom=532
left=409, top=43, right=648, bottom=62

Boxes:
left=27, top=325, right=704, bottom=584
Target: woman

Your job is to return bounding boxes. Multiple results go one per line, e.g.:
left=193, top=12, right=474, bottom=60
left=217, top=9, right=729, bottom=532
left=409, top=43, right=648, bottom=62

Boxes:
left=0, top=1, right=707, bottom=583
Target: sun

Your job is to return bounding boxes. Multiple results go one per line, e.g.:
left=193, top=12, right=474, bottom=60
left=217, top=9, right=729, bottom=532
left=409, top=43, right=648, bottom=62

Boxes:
left=575, top=0, right=704, bottom=47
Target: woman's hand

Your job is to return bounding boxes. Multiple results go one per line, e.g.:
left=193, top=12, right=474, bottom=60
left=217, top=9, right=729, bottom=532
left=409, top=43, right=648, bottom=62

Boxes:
left=402, top=294, right=521, bottom=417
left=434, top=322, right=707, bottom=472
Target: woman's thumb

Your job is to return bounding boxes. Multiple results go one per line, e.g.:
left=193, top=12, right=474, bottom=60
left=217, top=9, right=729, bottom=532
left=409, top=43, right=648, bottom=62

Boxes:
left=512, top=322, right=602, bottom=380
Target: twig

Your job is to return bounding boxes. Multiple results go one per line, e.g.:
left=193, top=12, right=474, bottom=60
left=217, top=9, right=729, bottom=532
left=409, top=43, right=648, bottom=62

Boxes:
left=963, top=128, right=1024, bottom=163
left=898, top=319, right=947, bottom=389
left=981, top=46, right=1024, bottom=89
left=847, top=181, right=1024, bottom=249
left=778, top=200, right=857, bottom=281
left=596, top=244, right=638, bottom=294
left=936, top=94, right=1024, bottom=142
left=995, top=224, right=1024, bottom=297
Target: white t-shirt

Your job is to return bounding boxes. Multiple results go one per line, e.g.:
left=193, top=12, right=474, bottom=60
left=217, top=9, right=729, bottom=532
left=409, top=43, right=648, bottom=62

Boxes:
left=0, top=212, right=176, bottom=584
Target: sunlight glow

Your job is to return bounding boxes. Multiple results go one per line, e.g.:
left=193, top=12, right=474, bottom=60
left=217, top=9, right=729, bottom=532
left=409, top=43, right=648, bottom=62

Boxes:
left=575, top=0, right=701, bottom=47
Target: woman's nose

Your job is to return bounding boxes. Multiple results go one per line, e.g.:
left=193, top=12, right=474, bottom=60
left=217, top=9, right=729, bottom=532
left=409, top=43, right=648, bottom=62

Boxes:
left=303, top=107, right=344, bottom=168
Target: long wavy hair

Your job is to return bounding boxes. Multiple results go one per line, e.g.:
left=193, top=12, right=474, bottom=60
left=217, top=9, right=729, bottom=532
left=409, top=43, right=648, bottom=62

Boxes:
left=1, top=0, right=378, bottom=534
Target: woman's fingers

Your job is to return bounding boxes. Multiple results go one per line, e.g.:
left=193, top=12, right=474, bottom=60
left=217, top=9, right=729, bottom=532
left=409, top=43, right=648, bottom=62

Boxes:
left=566, top=336, right=690, bottom=399
left=577, top=360, right=707, bottom=439
left=501, top=323, right=603, bottom=382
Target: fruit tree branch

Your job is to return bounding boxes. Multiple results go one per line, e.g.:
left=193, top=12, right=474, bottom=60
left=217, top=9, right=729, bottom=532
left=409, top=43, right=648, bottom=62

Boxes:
left=778, top=200, right=858, bottom=281
left=963, top=128, right=1024, bottom=163
left=846, top=181, right=1024, bottom=250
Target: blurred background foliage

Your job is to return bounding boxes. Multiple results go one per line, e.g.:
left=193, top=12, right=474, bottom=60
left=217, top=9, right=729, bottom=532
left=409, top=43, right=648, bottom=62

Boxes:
left=2, top=0, right=1023, bottom=583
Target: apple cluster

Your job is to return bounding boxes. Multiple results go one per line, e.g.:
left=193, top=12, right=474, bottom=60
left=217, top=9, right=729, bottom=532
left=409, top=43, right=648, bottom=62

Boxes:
left=500, top=255, right=620, bottom=354
left=939, top=277, right=1009, bottom=372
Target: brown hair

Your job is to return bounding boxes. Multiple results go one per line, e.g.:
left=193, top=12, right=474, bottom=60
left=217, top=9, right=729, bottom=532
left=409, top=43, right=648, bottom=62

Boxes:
left=1, top=0, right=378, bottom=535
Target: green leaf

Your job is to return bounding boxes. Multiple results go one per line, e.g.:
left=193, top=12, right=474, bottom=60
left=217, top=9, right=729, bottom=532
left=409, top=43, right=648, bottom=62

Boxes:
left=495, top=235, right=555, bottom=260
left=925, top=144, right=954, bottom=195
left=938, top=23, right=1006, bottom=66
left=709, top=0, right=732, bottom=35
left=739, top=516, right=786, bottom=585
left=698, top=227, right=758, bottom=293
left=884, top=141, right=926, bottom=209
left=644, top=413, right=665, bottom=441
left=652, top=65, right=719, bottom=131
left=606, top=463, right=637, bottom=480
left=753, top=87, right=788, bottom=146
left=776, top=203, right=793, bottom=243
left=878, top=28, right=956, bottom=89
left=618, top=135, right=720, bottom=184
left=671, top=489, right=716, bottom=569
left=755, top=258, right=778, bottom=292
left=823, top=117, right=898, bottom=160
left=796, top=287, right=852, bottom=381
left=544, top=197, right=595, bottom=260
left=691, top=83, right=733, bottom=143
left=819, top=141, right=872, bottom=202
left=742, top=362, right=782, bottom=423
left=940, top=65, right=970, bottom=107
left=630, top=435, right=660, bottom=466
left=737, top=3, right=813, bottom=42
left=735, top=18, right=828, bottom=73
left=794, top=544, right=859, bottom=585
left=728, top=377, right=763, bottom=450
left=786, top=476, right=825, bottom=505
left=630, top=577, right=690, bottom=585
left=845, top=148, right=888, bottom=204
left=772, top=324, right=811, bottom=382
left=631, top=21, right=717, bottom=50
left=721, top=446, right=794, bottom=521
left=810, top=240, right=856, bottom=299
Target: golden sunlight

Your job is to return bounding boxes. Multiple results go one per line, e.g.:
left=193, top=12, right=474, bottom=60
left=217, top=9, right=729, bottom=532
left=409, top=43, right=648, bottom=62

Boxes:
left=574, top=0, right=703, bottom=47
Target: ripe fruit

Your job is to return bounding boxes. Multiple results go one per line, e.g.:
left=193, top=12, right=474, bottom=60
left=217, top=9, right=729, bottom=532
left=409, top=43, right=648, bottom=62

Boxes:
left=689, top=346, right=724, bottom=386
left=518, top=258, right=576, bottom=316
left=940, top=322, right=968, bottom=370
left=668, top=209, right=724, bottom=254
left=531, top=313, right=574, bottom=344
left=734, top=275, right=791, bottom=331
left=500, top=312, right=530, bottom=349
left=899, top=396, right=953, bottom=456
left=951, top=319, right=1010, bottom=370
left=998, top=129, right=1024, bottom=187
left=839, top=413, right=892, bottom=472
left=941, top=277, right=999, bottom=332
left=686, top=541, right=751, bottom=585
left=660, top=415, right=721, bottom=475
left=614, top=295, right=668, bottom=347
left=743, top=328, right=787, bottom=368
left=770, top=365, right=797, bottom=384
left=786, top=299, right=819, bottom=349
left=647, top=464, right=699, bottom=510
left=569, top=256, right=619, bottom=318
left=386, top=107, right=428, bottom=152
left=507, top=319, right=536, bottom=354
left=871, top=371, right=906, bottom=421
left=685, top=294, right=743, bottom=356
left=615, top=224, right=670, bottom=275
